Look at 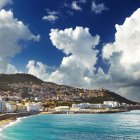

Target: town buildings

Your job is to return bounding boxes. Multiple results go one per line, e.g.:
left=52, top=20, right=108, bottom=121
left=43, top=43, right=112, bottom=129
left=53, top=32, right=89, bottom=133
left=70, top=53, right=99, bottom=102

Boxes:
left=0, top=100, right=6, bottom=113
left=6, top=102, right=16, bottom=113
left=103, top=101, right=120, bottom=108
left=0, top=96, right=43, bottom=113
left=25, top=102, right=42, bottom=112
left=54, top=106, right=69, bottom=112
left=70, top=101, right=124, bottom=111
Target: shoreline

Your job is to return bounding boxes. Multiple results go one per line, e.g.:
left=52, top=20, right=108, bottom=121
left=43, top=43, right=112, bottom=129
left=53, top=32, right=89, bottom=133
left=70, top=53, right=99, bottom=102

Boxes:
left=0, top=117, right=24, bottom=132
left=40, top=108, right=130, bottom=114
left=0, top=109, right=130, bottom=131
left=0, top=109, right=134, bottom=133
left=0, top=112, right=40, bottom=131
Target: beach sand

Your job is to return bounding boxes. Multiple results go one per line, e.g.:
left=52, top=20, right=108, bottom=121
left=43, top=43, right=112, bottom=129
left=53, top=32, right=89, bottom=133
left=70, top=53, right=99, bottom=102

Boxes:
left=0, top=119, right=16, bottom=126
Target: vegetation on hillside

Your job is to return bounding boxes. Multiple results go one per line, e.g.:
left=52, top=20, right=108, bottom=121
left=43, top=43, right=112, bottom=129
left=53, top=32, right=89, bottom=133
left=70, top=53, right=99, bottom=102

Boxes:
left=0, top=73, right=137, bottom=105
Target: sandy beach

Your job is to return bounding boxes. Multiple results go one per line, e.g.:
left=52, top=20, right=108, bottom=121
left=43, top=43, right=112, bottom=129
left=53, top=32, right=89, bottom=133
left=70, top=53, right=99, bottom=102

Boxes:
left=0, top=112, right=39, bottom=132
left=0, top=119, right=16, bottom=126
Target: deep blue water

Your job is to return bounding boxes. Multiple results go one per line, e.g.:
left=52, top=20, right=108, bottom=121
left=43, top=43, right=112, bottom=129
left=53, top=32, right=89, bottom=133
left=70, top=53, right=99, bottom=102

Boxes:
left=1, top=110, right=140, bottom=140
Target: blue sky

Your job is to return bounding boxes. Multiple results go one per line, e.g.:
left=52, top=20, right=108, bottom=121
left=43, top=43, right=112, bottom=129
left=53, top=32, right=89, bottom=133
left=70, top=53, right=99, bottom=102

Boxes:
left=0, top=0, right=140, bottom=101
left=10, top=0, right=140, bottom=71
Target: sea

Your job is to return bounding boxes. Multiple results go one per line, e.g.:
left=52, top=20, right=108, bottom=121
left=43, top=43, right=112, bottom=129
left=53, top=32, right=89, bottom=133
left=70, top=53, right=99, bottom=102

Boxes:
left=0, top=110, right=140, bottom=140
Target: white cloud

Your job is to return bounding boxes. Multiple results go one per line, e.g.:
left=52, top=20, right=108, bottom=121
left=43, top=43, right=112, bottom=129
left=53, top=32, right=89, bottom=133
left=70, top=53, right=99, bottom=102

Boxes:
left=103, top=8, right=140, bottom=69
left=27, top=27, right=100, bottom=88
left=7, top=64, right=18, bottom=74
left=0, top=9, right=40, bottom=74
left=91, top=1, right=108, bottom=14
left=49, top=27, right=99, bottom=69
left=43, top=15, right=58, bottom=23
left=42, top=9, right=59, bottom=23
left=26, top=60, right=49, bottom=80
left=0, top=0, right=12, bottom=9
left=0, top=9, right=40, bottom=57
left=27, top=8, right=140, bottom=102
left=0, top=57, right=17, bottom=74
left=71, top=1, right=82, bottom=11
left=31, top=34, right=40, bottom=42
left=100, top=8, right=140, bottom=101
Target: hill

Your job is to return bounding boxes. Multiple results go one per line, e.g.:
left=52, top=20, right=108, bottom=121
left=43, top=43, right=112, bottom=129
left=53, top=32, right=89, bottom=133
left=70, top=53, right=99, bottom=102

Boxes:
left=0, top=73, right=137, bottom=105
left=81, top=90, right=136, bottom=105
left=0, top=73, right=43, bottom=91
left=0, top=73, right=43, bottom=84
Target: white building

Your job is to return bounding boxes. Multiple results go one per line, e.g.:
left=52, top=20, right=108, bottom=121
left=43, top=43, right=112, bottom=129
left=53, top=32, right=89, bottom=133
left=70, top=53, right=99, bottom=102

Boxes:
left=103, top=101, right=120, bottom=108
left=121, top=103, right=128, bottom=107
left=71, top=103, right=91, bottom=111
left=70, top=107, right=81, bottom=111
left=90, top=104, right=108, bottom=109
left=71, top=103, right=109, bottom=110
left=25, top=102, right=42, bottom=112
left=72, top=103, right=91, bottom=109
left=54, top=106, right=69, bottom=112
left=6, top=102, right=16, bottom=113
left=0, top=100, right=6, bottom=113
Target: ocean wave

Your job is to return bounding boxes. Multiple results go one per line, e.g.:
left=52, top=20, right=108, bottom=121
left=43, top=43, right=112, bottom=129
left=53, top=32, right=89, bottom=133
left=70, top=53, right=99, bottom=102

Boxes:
left=0, top=116, right=28, bottom=132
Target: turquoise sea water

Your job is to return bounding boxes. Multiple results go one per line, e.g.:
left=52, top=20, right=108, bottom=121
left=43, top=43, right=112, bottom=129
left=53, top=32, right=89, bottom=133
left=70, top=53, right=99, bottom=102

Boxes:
left=1, top=110, right=140, bottom=140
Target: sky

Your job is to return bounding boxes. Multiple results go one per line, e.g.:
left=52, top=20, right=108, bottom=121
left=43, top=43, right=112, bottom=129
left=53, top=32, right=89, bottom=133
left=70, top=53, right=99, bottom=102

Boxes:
left=0, top=0, right=140, bottom=102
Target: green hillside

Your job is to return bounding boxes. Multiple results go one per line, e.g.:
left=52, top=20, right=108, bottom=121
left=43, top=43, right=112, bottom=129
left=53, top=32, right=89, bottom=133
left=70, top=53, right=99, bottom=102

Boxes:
left=0, top=73, right=43, bottom=84
left=0, top=73, right=137, bottom=105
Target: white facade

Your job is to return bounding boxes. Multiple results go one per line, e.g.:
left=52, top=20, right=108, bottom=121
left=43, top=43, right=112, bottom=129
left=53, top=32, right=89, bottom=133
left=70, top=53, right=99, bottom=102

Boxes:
left=54, top=106, right=69, bottom=112
left=72, top=102, right=121, bottom=110
left=103, top=101, right=120, bottom=108
left=72, top=103, right=91, bottom=109
left=6, top=102, right=16, bottom=113
left=70, top=107, right=81, bottom=111
left=25, top=102, right=42, bottom=112
left=72, top=103, right=109, bottom=110
left=0, top=100, right=6, bottom=113
left=90, top=104, right=108, bottom=109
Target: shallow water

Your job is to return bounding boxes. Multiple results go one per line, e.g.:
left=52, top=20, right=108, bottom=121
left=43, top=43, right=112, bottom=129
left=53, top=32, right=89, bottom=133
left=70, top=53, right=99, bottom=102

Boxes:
left=1, top=110, right=140, bottom=140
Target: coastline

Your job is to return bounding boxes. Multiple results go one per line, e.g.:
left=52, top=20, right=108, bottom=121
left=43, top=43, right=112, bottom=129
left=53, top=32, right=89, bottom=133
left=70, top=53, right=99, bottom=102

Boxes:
left=40, top=108, right=130, bottom=114
left=0, top=109, right=130, bottom=131
left=0, top=117, right=23, bottom=132
left=1, top=110, right=139, bottom=140
left=0, top=112, right=39, bottom=132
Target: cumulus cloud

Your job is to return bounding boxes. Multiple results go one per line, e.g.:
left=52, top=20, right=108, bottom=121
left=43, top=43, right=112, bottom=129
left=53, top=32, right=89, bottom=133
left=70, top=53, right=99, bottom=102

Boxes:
left=27, top=27, right=100, bottom=88
left=26, top=60, right=49, bottom=80
left=27, top=8, right=140, bottom=102
left=0, top=9, right=40, bottom=57
left=0, top=9, right=40, bottom=74
left=101, top=8, right=140, bottom=101
left=42, top=9, right=59, bottom=23
left=0, top=0, right=12, bottom=9
left=49, top=27, right=99, bottom=67
left=103, top=8, right=140, bottom=69
left=71, top=1, right=82, bottom=11
left=0, top=57, right=18, bottom=74
left=91, top=1, right=108, bottom=14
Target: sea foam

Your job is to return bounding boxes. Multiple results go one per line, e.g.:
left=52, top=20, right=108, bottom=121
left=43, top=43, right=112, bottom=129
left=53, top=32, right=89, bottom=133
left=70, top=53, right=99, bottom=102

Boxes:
left=0, top=116, right=28, bottom=132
